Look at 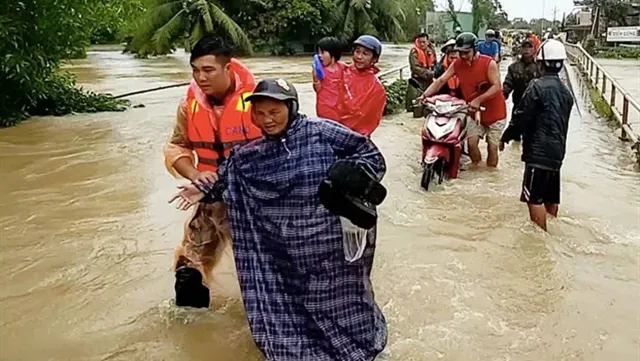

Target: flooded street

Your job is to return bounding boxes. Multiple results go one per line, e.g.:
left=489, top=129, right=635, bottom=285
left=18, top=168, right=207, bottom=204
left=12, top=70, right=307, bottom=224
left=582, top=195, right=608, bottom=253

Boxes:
left=0, top=45, right=638, bottom=361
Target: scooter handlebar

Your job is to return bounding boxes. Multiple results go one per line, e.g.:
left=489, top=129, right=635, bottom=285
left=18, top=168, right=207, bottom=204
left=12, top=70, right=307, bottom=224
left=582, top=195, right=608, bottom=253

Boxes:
left=412, top=98, right=486, bottom=112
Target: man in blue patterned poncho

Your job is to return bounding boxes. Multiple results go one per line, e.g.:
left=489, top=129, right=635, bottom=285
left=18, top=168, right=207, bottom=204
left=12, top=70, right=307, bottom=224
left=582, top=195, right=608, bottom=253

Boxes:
left=169, top=78, right=388, bottom=360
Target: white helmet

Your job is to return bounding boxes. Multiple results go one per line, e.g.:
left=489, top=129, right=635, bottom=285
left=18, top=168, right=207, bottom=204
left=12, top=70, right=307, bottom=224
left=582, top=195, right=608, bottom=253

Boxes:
left=536, top=39, right=567, bottom=61
left=486, top=29, right=495, bottom=36
left=441, top=38, right=456, bottom=53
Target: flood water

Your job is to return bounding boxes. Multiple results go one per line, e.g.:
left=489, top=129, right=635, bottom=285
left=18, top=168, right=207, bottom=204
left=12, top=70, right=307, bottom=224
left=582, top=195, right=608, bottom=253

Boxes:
left=0, top=45, right=639, bottom=361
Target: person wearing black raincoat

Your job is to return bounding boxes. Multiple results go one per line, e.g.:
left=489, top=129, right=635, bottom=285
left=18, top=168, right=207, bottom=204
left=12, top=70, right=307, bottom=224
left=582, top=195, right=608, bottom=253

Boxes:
left=169, top=78, right=388, bottom=361
left=501, top=39, right=574, bottom=231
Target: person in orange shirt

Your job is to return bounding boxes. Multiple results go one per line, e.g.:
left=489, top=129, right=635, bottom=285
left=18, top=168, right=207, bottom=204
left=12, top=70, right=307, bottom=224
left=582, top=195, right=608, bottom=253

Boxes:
left=164, top=35, right=262, bottom=308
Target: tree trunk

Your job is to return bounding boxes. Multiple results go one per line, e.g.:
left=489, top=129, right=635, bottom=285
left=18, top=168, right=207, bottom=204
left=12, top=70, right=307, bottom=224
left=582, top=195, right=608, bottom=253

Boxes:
left=471, top=0, right=481, bottom=34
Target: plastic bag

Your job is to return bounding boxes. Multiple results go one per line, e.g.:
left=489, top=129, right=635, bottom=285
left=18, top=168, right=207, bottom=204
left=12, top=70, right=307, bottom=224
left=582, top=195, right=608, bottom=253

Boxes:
left=340, top=217, right=368, bottom=263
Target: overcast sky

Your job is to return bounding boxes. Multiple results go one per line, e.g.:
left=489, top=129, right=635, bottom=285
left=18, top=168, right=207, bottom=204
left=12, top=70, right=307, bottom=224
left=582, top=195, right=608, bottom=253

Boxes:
left=435, top=0, right=577, bottom=21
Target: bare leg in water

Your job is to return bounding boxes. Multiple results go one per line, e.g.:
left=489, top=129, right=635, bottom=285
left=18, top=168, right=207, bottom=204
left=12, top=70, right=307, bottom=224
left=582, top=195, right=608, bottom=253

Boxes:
left=545, top=203, right=558, bottom=217
left=467, top=136, right=482, bottom=165
left=528, top=204, right=548, bottom=231
left=528, top=204, right=559, bottom=231
left=486, top=142, right=499, bottom=167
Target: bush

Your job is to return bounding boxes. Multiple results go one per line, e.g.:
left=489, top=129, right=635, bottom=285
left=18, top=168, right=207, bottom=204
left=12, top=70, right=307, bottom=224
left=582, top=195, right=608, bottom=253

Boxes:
left=0, top=0, right=128, bottom=127
left=595, top=47, right=640, bottom=60
left=1, top=73, right=128, bottom=127
left=383, top=79, right=408, bottom=116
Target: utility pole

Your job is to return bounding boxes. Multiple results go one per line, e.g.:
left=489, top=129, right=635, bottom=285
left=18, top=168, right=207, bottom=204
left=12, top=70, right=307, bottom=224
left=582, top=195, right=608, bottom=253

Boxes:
left=552, top=6, right=559, bottom=30
left=541, top=0, right=545, bottom=34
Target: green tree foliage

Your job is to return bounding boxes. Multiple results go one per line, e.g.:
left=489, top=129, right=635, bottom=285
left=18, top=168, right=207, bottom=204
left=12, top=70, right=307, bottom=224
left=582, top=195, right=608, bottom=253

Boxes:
left=228, top=0, right=337, bottom=55
left=126, top=0, right=412, bottom=56
left=511, top=17, right=531, bottom=29
left=88, top=0, right=146, bottom=44
left=398, top=0, right=435, bottom=40
left=333, top=0, right=406, bottom=41
left=0, top=0, right=126, bottom=127
left=509, top=18, right=562, bottom=33
left=127, top=0, right=253, bottom=57
left=471, top=0, right=508, bottom=34
left=574, top=0, right=637, bottom=27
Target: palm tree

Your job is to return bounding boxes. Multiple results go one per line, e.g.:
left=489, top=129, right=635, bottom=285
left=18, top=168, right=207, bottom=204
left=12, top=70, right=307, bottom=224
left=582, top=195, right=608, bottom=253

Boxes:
left=128, top=0, right=252, bottom=57
left=333, top=0, right=406, bottom=41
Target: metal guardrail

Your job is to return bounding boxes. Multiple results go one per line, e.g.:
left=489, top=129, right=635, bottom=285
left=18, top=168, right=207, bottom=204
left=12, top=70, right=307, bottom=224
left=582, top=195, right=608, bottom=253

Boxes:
left=565, top=43, right=639, bottom=148
left=377, top=65, right=409, bottom=80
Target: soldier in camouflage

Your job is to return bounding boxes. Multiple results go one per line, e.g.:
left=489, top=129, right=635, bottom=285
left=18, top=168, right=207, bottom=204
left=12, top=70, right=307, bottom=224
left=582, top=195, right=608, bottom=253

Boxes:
left=503, top=38, right=539, bottom=111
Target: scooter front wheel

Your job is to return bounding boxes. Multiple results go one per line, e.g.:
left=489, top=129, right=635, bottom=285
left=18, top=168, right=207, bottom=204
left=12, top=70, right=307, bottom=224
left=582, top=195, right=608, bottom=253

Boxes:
left=421, top=159, right=446, bottom=191
left=421, top=162, right=436, bottom=191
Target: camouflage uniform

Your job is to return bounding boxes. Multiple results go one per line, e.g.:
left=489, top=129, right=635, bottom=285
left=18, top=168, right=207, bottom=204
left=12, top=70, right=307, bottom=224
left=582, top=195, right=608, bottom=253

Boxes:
left=503, top=57, right=539, bottom=109
left=405, top=48, right=434, bottom=113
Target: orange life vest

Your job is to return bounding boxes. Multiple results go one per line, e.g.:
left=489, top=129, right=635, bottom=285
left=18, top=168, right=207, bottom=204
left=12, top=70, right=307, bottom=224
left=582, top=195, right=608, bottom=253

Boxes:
left=413, top=41, right=436, bottom=69
left=185, top=59, right=262, bottom=172
left=442, top=57, right=460, bottom=92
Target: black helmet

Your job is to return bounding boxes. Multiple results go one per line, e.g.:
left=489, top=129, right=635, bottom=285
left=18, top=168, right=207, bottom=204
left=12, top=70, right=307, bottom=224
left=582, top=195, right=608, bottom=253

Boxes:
left=246, top=78, right=298, bottom=103
left=454, top=32, right=477, bottom=52
left=246, top=78, right=300, bottom=133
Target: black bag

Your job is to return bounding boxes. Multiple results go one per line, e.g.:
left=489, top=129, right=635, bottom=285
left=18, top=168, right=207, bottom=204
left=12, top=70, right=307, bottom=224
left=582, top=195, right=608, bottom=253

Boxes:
left=318, top=160, right=387, bottom=229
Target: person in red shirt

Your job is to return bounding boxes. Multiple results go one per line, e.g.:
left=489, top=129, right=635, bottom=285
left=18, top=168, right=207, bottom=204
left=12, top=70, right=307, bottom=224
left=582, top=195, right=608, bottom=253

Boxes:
left=312, top=36, right=347, bottom=121
left=337, top=35, right=387, bottom=137
left=420, top=32, right=507, bottom=167
left=528, top=30, right=541, bottom=52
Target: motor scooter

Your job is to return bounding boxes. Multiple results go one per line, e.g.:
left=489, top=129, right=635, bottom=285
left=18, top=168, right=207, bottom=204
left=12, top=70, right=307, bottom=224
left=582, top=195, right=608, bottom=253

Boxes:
left=418, top=94, right=483, bottom=191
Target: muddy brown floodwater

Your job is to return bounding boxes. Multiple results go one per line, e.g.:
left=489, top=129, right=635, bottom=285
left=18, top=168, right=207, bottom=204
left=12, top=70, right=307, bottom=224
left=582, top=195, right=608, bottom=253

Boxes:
left=1, top=45, right=638, bottom=361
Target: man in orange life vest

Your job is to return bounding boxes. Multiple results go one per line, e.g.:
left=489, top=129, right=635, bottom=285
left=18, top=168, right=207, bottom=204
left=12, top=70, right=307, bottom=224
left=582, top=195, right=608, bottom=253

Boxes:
left=164, top=35, right=262, bottom=308
left=421, top=32, right=507, bottom=167
left=406, top=33, right=436, bottom=113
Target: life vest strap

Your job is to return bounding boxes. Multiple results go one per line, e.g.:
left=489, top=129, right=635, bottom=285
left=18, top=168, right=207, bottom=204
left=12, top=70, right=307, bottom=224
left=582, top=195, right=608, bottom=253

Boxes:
left=198, top=157, right=220, bottom=166
left=191, top=141, right=220, bottom=149
left=191, top=140, right=251, bottom=150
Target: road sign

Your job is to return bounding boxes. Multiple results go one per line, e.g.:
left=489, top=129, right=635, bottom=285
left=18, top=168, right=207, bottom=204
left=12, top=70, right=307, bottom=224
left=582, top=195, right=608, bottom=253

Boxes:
left=606, top=26, right=640, bottom=43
